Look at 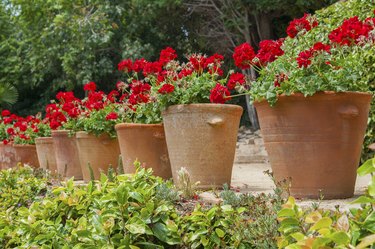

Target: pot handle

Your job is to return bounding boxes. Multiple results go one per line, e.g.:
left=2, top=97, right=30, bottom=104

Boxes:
left=207, top=117, right=224, bottom=127
left=338, top=105, right=359, bottom=119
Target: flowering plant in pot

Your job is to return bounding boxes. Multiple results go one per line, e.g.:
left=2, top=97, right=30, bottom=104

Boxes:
left=117, top=47, right=245, bottom=189
left=2, top=112, right=50, bottom=168
left=233, top=5, right=375, bottom=198
left=52, top=82, right=124, bottom=181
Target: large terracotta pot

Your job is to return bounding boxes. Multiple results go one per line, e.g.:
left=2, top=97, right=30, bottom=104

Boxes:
left=0, top=143, right=17, bottom=169
left=51, top=130, right=83, bottom=180
left=254, top=91, right=372, bottom=199
left=162, top=104, right=243, bottom=189
left=115, top=123, right=172, bottom=179
left=13, top=144, right=39, bottom=168
left=75, top=131, right=120, bottom=181
left=35, top=137, right=58, bottom=173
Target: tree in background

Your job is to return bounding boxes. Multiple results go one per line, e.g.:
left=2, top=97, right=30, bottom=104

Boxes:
left=0, top=0, right=197, bottom=115
left=0, top=0, right=337, bottom=115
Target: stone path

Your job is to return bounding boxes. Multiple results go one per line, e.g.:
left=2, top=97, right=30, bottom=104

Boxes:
left=228, top=126, right=371, bottom=211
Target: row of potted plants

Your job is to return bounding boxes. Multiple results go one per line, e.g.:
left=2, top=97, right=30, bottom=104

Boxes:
left=0, top=48, right=245, bottom=188
left=0, top=5, right=374, bottom=199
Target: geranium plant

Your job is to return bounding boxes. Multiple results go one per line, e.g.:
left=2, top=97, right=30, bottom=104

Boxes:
left=1, top=111, right=51, bottom=145
left=117, top=47, right=247, bottom=112
left=233, top=10, right=375, bottom=106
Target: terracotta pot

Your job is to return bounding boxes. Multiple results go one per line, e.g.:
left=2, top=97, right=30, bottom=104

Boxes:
left=115, top=123, right=172, bottom=179
left=35, top=137, right=58, bottom=173
left=75, top=131, right=120, bottom=181
left=254, top=91, right=372, bottom=199
left=162, top=104, right=243, bottom=189
left=51, top=130, right=83, bottom=180
left=13, top=144, right=39, bottom=168
left=0, top=143, right=17, bottom=169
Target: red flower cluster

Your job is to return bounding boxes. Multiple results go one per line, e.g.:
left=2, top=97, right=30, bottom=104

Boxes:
left=1, top=110, right=45, bottom=144
left=209, top=83, right=231, bottom=104
left=159, top=47, right=177, bottom=65
left=1, top=110, right=10, bottom=117
left=227, top=73, right=245, bottom=90
left=233, top=39, right=285, bottom=69
left=256, top=39, right=284, bottom=66
left=233, top=43, right=256, bottom=69
left=296, top=42, right=331, bottom=68
left=83, top=81, right=97, bottom=92
left=287, top=13, right=318, bottom=38
left=158, top=83, right=175, bottom=94
left=328, top=16, right=374, bottom=46
left=105, top=112, right=118, bottom=121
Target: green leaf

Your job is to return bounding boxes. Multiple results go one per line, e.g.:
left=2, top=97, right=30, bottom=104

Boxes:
left=356, top=234, right=375, bottom=249
left=357, top=158, right=375, bottom=176
left=291, top=232, right=305, bottom=241
left=350, top=196, right=375, bottom=205
left=309, top=217, right=332, bottom=231
left=329, top=231, right=350, bottom=245
left=152, top=222, right=169, bottom=242
left=215, top=228, right=225, bottom=238
left=125, top=223, right=146, bottom=234
left=278, top=208, right=296, bottom=218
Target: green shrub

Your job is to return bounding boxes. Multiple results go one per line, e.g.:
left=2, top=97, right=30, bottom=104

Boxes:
left=277, top=157, right=375, bottom=248
left=0, top=164, right=284, bottom=248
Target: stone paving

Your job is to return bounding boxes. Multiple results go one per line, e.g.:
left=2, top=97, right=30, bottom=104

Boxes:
left=228, top=126, right=372, bottom=211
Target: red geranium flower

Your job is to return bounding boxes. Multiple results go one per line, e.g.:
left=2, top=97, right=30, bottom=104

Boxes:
left=287, top=13, right=318, bottom=38
left=255, top=39, right=284, bottom=66
left=6, top=127, right=15, bottom=135
left=159, top=47, right=177, bottom=65
left=118, top=59, right=133, bottom=73
left=227, top=73, right=245, bottom=90
left=233, top=43, right=256, bottom=69
left=1, top=109, right=10, bottom=117
left=296, top=49, right=313, bottom=68
left=209, top=83, right=231, bottom=104
left=158, top=84, right=175, bottom=94
left=132, top=58, right=146, bottom=72
left=83, top=82, right=97, bottom=92
left=312, top=42, right=331, bottom=53
left=106, top=112, right=118, bottom=120
left=328, top=16, right=373, bottom=46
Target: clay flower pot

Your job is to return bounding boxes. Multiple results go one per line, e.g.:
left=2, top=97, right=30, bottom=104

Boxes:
left=115, top=123, right=172, bottom=179
left=0, top=143, right=17, bottom=169
left=254, top=91, right=372, bottom=199
left=51, top=130, right=83, bottom=180
left=162, top=104, right=243, bottom=189
left=13, top=144, right=39, bottom=168
left=75, top=131, right=120, bottom=181
left=35, top=137, right=58, bottom=173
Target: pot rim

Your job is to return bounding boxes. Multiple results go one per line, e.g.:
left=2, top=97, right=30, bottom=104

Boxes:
left=13, top=144, right=36, bottom=148
left=35, top=137, right=54, bottom=144
left=162, top=103, right=243, bottom=115
left=51, top=129, right=71, bottom=135
left=115, top=123, right=163, bottom=130
left=254, top=91, right=372, bottom=106
left=75, top=131, right=114, bottom=139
